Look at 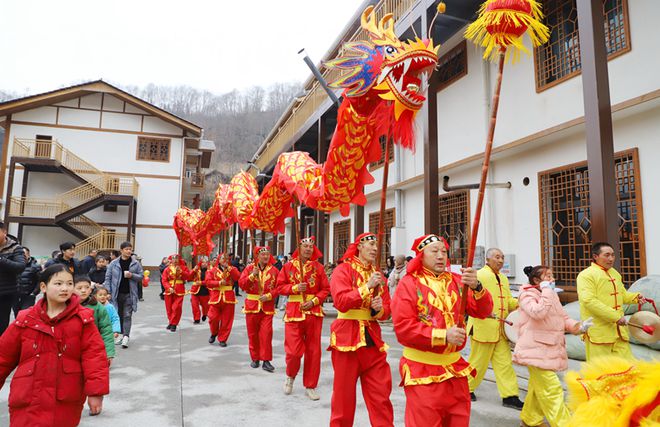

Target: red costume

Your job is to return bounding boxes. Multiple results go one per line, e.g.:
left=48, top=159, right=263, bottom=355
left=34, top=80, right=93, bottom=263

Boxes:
left=238, top=247, right=279, bottom=362
left=391, top=234, right=493, bottom=427
left=276, top=237, right=330, bottom=389
left=0, top=295, right=109, bottom=427
left=205, top=255, right=241, bottom=342
left=189, top=261, right=210, bottom=323
left=328, top=233, right=394, bottom=427
left=161, top=255, right=193, bottom=327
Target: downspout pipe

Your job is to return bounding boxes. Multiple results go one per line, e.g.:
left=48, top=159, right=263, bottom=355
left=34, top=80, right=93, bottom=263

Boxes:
left=442, top=175, right=511, bottom=192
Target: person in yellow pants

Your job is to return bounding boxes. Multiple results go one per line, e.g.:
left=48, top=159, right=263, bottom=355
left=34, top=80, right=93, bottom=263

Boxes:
left=514, top=265, right=592, bottom=427
left=467, top=248, right=523, bottom=409
left=577, top=242, right=646, bottom=361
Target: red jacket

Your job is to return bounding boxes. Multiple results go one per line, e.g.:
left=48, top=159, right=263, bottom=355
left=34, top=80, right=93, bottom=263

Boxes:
left=276, top=258, right=330, bottom=321
left=0, top=295, right=110, bottom=427
left=161, top=263, right=193, bottom=296
left=391, top=269, right=493, bottom=386
left=205, top=265, right=241, bottom=304
left=239, top=263, right=279, bottom=315
left=328, top=257, right=391, bottom=353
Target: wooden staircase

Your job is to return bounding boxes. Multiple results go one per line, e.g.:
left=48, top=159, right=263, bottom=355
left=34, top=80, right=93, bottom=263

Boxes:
left=5, top=138, right=139, bottom=252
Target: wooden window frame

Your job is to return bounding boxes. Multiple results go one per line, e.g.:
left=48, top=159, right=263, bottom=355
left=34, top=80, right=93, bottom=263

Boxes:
left=534, top=0, right=631, bottom=93
left=368, top=208, right=396, bottom=269
left=538, top=148, right=646, bottom=298
left=437, top=190, right=471, bottom=267
left=369, top=136, right=394, bottom=171
left=136, top=136, right=171, bottom=162
left=333, top=219, right=352, bottom=263
left=435, top=40, right=468, bottom=92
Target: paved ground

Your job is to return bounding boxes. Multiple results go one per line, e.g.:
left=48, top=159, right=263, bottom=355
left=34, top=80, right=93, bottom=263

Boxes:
left=1, top=285, right=570, bottom=426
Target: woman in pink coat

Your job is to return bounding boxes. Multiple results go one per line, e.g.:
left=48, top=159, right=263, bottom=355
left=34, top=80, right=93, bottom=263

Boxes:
left=513, top=265, right=592, bottom=427
left=0, top=264, right=110, bottom=427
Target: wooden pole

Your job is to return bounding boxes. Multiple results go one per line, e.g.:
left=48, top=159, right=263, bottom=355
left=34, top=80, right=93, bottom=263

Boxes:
left=458, top=50, right=506, bottom=326
left=375, top=138, right=392, bottom=273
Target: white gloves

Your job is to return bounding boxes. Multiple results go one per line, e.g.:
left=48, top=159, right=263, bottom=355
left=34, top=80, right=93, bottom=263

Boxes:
left=579, top=317, right=594, bottom=333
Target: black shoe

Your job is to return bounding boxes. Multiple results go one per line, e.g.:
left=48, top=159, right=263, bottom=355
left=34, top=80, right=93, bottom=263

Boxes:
left=250, top=360, right=260, bottom=369
left=502, top=396, right=524, bottom=410
left=194, top=320, right=200, bottom=324
left=208, top=335, right=216, bottom=344
left=202, top=315, right=207, bottom=321
left=139, top=298, right=144, bottom=302
left=470, top=392, right=477, bottom=402
left=170, top=325, right=177, bottom=332
left=160, top=294, right=165, bottom=301
left=262, top=361, right=275, bottom=372
left=166, top=324, right=173, bottom=330
left=218, top=341, right=227, bottom=347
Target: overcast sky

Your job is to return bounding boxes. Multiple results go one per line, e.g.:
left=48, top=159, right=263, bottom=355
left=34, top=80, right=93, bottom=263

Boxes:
left=2, top=0, right=361, bottom=95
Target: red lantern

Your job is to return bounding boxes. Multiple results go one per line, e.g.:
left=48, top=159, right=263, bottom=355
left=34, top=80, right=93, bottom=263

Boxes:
left=485, top=0, right=532, bottom=45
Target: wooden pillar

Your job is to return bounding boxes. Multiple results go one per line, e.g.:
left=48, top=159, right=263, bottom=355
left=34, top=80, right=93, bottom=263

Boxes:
left=132, top=200, right=137, bottom=240
left=241, top=230, right=248, bottom=261
left=232, top=223, right=238, bottom=255
left=260, top=230, right=266, bottom=246
left=126, top=199, right=134, bottom=242
left=354, top=204, right=364, bottom=238
left=0, top=116, right=12, bottom=204
left=424, top=78, right=439, bottom=234
left=577, top=0, right=621, bottom=268
left=270, top=233, right=277, bottom=254
left=3, top=160, right=16, bottom=227
left=315, top=115, right=329, bottom=262
left=16, top=166, right=29, bottom=242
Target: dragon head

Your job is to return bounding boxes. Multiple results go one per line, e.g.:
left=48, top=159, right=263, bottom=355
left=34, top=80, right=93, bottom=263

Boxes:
left=326, top=6, right=439, bottom=120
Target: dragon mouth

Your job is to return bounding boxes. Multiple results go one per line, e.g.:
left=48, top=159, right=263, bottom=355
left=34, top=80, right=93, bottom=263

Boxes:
left=380, top=51, right=437, bottom=111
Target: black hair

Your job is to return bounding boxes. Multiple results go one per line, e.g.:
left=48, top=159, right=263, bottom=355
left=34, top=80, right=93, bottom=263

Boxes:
left=96, top=254, right=110, bottom=262
left=59, top=241, right=76, bottom=251
left=591, top=242, right=613, bottom=257
left=0, top=221, right=5, bottom=229
left=95, top=285, right=109, bottom=294
left=523, top=265, right=550, bottom=285
left=73, top=275, right=97, bottom=305
left=51, top=250, right=60, bottom=259
left=39, top=264, right=73, bottom=286
left=111, top=250, right=121, bottom=258
left=120, top=241, right=132, bottom=250
left=23, top=247, right=30, bottom=253
left=74, top=275, right=91, bottom=285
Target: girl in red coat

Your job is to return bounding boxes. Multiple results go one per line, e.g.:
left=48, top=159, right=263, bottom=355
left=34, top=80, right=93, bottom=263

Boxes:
left=0, top=264, right=110, bottom=427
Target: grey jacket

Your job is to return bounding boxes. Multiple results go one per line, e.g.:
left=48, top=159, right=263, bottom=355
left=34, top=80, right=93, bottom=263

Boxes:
left=104, top=257, right=144, bottom=312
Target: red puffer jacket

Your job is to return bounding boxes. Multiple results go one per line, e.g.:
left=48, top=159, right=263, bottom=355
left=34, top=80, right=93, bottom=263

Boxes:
left=0, top=294, right=110, bottom=427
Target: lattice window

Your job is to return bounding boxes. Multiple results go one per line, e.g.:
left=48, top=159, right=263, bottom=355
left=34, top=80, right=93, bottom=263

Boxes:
left=535, top=0, right=630, bottom=92
left=368, top=208, right=395, bottom=268
left=539, top=148, right=645, bottom=292
left=333, top=219, right=351, bottom=263
left=438, top=191, right=470, bottom=266
left=435, top=40, right=468, bottom=92
left=370, top=137, right=394, bottom=170
left=137, top=136, right=170, bottom=162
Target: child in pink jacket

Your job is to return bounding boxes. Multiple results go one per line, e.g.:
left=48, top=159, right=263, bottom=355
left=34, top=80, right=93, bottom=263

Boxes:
left=513, top=265, right=592, bottom=427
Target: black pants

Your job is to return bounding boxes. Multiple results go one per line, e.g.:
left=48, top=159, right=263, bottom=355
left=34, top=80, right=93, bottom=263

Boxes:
left=12, top=293, right=36, bottom=317
left=0, top=294, right=15, bottom=336
left=138, top=283, right=143, bottom=300
left=233, top=282, right=241, bottom=296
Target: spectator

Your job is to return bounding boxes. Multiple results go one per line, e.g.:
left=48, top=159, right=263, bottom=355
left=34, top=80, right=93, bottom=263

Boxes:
left=73, top=276, right=115, bottom=363
left=384, top=256, right=395, bottom=278
left=50, top=250, right=60, bottom=259
left=104, top=242, right=143, bottom=348
left=231, top=255, right=242, bottom=296
left=0, top=264, right=109, bottom=423
left=44, top=242, right=80, bottom=275
left=89, top=255, right=109, bottom=287
left=13, top=247, right=41, bottom=317
left=0, top=222, right=26, bottom=335
left=95, top=286, right=121, bottom=344
left=80, top=249, right=98, bottom=276
left=158, top=256, right=170, bottom=300
left=110, top=250, right=120, bottom=261
left=387, top=255, right=407, bottom=297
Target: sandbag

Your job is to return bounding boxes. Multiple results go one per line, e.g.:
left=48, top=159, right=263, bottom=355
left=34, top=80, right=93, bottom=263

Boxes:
left=565, top=333, right=659, bottom=361
left=624, top=275, right=660, bottom=315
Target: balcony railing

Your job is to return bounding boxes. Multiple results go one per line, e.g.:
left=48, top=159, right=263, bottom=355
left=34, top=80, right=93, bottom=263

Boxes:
left=76, top=230, right=134, bottom=258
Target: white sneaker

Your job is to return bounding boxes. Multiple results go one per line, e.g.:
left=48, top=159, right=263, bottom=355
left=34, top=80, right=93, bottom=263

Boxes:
left=305, top=388, right=320, bottom=401
left=284, top=377, right=294, bottom=395
left=121, top=335, right=129, bottom=348
left=114, top=334, right=123, bottom=345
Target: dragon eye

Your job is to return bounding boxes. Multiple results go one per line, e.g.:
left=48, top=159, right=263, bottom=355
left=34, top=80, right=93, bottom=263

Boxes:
left=385, top=46, right=397, bottom=55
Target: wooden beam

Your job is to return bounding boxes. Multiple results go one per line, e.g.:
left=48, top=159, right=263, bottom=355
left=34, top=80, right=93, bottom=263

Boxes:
left=424, top=79, right=439, bottom=234
left=3, top=160, right=16, bottom=228
left=577, top=0, right=621, bottom=268
left=354, top=203, right=364, bottom=237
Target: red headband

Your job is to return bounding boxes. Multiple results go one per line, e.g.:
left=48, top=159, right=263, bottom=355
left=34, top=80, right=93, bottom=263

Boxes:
left=293, top=236, right=323, bottom=261
left=340, top=232, right=377, bottom=262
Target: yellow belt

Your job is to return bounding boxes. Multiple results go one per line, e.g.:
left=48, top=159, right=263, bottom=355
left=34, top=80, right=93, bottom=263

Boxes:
left=219, top=285, right=233, bottom=292
left=170, top=280, right=184, bottom=284
left=402, top=347, right=460, bottom=366
left=337, top=308, right=372, bottom=321
left=246, top=294, right=261, bottom=301
left=288, top=294, right=314, bottom=303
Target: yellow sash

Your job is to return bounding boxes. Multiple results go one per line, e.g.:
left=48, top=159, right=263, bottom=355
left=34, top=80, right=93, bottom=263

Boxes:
left=288, top=294, right=314, bottom=303
left=219, top=285, right=233, bottom=292
left=246, top=294, right=261, bottom=301
left=402, top=347, right=460, bottom=366
left=337, top=308, right=372, bottom=321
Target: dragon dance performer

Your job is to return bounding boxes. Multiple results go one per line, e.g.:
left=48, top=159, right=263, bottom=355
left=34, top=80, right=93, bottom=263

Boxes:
left=189, top=256, right=210, bottom=325
left=328, top=232, right=394, bottom=427
left=276, top=236, right=330, bottom=401
left=391, top=234, right=493, bottom=427
left=467, top=247, right=523, bottom=408
left=239, top=246, right=279, bottom=372
left=577, top=242, right=646, bottom=361
left=161, top=254, right=193, bottom=332
left=205, top=253, right=241, bottom=347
